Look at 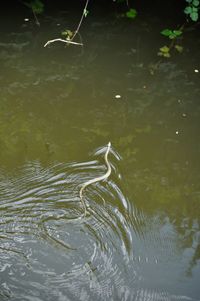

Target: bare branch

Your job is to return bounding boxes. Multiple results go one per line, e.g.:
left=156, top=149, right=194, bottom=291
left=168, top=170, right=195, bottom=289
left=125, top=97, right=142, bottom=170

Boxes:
left=44, top=38, right=83, bottom=48
left=44, top=0, right=89, bottom=48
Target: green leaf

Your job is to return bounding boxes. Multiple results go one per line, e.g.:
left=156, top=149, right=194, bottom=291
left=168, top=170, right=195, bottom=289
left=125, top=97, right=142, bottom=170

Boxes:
left=62, top=31, right=67, bottom=36
left=126, top=8, right=137, bottom=19
left=158, top=50, right=171, bottom=58
left=163, top=52, right=171, bottom=58
left=61, top=30, right=73, bottom=38
left=175, top=45, right=183, bottom=53
left=160, top=45, right=170, bottom=53
left=173, top=30, right=182, bottom=36
left=169, top=33, right=176, bottom=39
left=192, top=6, right=198, bottom=11
left=193, top=0, right=200, bottom=7
left=84, top=9, right=89, bottom=17
left=184, top=6, right=192, bottom=14
left=190, top=11, right=199, bottom=20
left=31, top=0, right=44, bottom=14
left=161, top=29, right=173, bottom=37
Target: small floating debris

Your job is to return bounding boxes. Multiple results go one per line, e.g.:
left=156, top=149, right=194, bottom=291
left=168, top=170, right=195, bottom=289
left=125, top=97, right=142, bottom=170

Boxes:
left=115, top=94, right=121, bottom=99
left=182, top=113, right=187, bottom=117
left=24, top=18, right=29, bottom=22
left=175, top=130, right=179, bottom=135
left=194, top=69, right=199, bottom=73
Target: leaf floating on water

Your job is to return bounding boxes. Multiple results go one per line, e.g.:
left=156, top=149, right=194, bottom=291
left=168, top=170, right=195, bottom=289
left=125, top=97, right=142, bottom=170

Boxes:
left=126, top=8, right=137, bottom=19
left=161, top=29, right=172, bottom=37
left=158, top=46, right=170, bottom=58
left=175, top=45, right=183, bottom=53
left=159, top=46, right=170, bottom=53
left=62, top=30, right=73, bottom=38
left=161, top=29, right=182, bottom=39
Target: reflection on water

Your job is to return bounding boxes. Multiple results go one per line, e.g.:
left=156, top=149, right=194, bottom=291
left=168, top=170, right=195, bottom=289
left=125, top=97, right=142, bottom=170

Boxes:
left=0, top=147, right=199, bottom=300
left=0, top=146, right=133, bottom=300
left=0, top=8, right=200, bottom=301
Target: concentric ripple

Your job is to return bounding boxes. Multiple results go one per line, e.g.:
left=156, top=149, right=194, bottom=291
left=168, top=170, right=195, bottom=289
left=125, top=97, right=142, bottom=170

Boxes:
left=0, top=145, right=135, bottom=300
left=0, top=146, right=198, bottom=301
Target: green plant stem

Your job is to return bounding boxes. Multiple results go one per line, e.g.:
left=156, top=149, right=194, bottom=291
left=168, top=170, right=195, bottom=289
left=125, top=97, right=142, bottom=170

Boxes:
left=168, top=23, right=185, bottom=51
left=32, top=9, right=40, bottom=26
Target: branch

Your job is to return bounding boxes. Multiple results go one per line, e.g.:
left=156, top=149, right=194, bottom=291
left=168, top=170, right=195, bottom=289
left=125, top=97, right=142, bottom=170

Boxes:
left=44, top=38, right=83, bottom=47
left=71, top=0, right=89, bottom=42
left=44, top=0, right=89, bottom=48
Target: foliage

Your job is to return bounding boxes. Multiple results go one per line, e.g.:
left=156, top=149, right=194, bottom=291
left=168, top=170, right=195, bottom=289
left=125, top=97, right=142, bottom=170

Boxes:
left=126, top=8, right=137, bottom=19
left=161, top=29, right=182, bottom=39
left=24, top=0, right=44, bottom=15
left=159, top=28, right=183, bottom=58
left=184, top=0, right=199, bottom=21
left=61, top=29, right=73, bottom=40
left=158, top=45, right=171, bottom=58
left=21, top=0, right=199, bottom=57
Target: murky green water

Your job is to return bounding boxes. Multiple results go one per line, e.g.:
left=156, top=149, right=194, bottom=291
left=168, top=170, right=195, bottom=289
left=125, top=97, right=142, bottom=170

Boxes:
left=0, top=9, right=200, bottom=301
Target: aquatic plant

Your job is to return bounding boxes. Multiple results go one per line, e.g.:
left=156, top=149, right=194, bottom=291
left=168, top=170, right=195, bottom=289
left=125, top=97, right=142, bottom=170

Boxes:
left=184, top=0, right=199, bottom=21
left=23, top=0, right=44, bottom=26
left=44, top=0, right=89, bottom=47
left=158, top=29, right=183, bottom=58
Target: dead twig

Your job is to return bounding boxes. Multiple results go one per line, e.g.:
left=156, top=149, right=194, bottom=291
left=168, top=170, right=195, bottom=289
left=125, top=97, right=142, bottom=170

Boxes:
left=44, top=38, right=83, bottom=47
left=44, top=0, right=89, bottom=48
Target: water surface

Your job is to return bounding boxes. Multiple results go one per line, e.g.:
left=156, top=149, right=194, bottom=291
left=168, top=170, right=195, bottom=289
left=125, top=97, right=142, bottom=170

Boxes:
left=0, top=8, right=200, bottom=301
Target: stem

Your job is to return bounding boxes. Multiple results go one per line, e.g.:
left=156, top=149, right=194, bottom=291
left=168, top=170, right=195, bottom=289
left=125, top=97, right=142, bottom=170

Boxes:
left=32, top=9, right=40, bottom=26
left=71, top=0, right=89, bottom=42
left=169, top=23, right=185, bottom=51
left=44, top=0, right=89, bottom=48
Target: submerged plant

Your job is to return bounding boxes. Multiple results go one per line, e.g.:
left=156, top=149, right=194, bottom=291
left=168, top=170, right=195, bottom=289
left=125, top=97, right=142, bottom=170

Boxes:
left=158, top=45, right=171, bottom=58
left=61, top=29, right=74, bottom=41
left=126, top=8, right=137, bottom=19
left=161, top=29, right=182, bottom=40
left=44, top=0, right=89, bottom=47
left=158, top=28, right=183, bottom=58
left=23, top=0, right=44, bottom=26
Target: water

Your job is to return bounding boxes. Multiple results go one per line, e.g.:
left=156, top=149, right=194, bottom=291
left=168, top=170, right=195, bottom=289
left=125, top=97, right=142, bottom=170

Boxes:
left=0, top=7, right=200, bottom=301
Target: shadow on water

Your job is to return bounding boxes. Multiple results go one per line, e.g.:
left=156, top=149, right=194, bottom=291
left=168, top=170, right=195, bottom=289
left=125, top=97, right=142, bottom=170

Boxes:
left=0, top=7, right=200, bottom=301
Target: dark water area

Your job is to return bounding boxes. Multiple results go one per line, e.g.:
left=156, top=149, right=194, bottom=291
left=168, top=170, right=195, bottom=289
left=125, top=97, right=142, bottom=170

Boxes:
left=0, top=2, right=200, bottom=300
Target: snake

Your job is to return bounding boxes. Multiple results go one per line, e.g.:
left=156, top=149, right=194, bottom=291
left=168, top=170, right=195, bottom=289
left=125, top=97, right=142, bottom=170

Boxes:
left=79, top=142, right=112, bottom=216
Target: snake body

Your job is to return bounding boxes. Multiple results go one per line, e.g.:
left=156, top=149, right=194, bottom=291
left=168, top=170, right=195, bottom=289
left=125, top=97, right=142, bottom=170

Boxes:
left=80, top=142, right=112, bottom=215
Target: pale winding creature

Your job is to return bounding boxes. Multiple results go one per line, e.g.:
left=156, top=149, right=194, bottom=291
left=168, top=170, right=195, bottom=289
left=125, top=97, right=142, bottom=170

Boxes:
left=79, top=142, right=112, bottom=216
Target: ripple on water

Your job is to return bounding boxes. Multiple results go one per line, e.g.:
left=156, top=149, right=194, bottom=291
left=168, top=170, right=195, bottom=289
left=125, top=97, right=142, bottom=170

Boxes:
left=0, top=146, right=137, bottom=300
left=0, top=147, right=198, bottom=300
